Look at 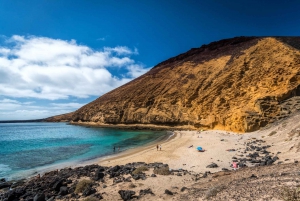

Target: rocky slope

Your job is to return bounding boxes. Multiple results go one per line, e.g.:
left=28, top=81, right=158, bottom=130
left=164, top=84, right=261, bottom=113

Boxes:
left=45, top=112, right=74, bottom=122
left=70, top=36, right=300, bottom=132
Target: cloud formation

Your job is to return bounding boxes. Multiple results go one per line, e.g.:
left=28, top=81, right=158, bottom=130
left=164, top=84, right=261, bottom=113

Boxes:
left=0, top=35, right=149, bottom=100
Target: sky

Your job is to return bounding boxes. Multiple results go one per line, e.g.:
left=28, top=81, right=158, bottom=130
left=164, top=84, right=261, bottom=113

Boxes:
left=0, top=0, right=300, bottom=120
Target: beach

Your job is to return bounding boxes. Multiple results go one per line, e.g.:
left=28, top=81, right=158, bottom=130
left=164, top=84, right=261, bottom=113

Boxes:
left=1, top=114, right=300, bottom=200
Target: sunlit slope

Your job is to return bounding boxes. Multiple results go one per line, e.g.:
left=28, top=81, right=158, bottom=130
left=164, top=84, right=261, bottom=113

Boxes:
left=71, top=37, right=300, bottom=132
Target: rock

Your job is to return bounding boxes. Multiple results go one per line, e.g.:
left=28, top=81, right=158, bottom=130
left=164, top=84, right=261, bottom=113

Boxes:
left=59, top=186, right=68, bottom=196
left=53, top=179, right=63, bottom=192
left=139, top=188, right=154, bottom=196
left=150, top=174, right=157, bottom=177
left=165, top=189, right=173, bottom=195
left=111, top=165, right=121, bottom=172
left=94, top=170, right=105, bottom=181
left=266, top=160, right=274, bottom=165
left=0, top=181, right=12, bottom=189
left=206, top=163, right=218, bottom=168
left=260, top=161, right=266, bottom=166
left=34, top=193, right=45, bottom=201
left=132, top=174, right=140, bottom=180
left=103, top=184, right=107, bottom=188
left=46, top=197, right=54, bottom=201
left=181, top=187, right=188, bottom=192
left=82, top=186, right=96, bottom=197
left=0, top=178, right=6, bottom=182
left=47, top=196, right=54, bottom=201
left=222, top=168, right=229, bottom=171
left=118, top=190, right=135, bottom=201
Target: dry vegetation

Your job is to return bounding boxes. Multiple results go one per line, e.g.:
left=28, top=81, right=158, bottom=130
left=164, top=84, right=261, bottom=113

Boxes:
left=153, top=166, right=170, bottom=175
left=75, top=179, right=93, bottom=194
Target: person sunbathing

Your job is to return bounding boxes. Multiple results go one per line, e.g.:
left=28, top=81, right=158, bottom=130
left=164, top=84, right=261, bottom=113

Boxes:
left=188, top=145, right=193, bottom=148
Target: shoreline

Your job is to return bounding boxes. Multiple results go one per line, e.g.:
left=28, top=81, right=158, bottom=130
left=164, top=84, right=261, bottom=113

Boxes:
left=5, top=129, right=173, bottom=182
left=70, top=121, right=200, bottom=131
left=1, top=114, right=300, bottom=200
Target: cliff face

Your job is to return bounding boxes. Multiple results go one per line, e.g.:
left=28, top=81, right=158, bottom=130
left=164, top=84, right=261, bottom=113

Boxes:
left=71, top=37, right=300, bottom=132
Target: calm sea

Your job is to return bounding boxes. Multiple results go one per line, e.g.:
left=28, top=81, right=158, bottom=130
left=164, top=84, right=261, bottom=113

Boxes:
left=0, top=122, right=167, bottom=180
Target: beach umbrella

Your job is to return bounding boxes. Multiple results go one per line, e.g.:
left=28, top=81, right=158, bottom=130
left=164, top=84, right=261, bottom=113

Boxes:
left=197, top=146, right=202, bottom=151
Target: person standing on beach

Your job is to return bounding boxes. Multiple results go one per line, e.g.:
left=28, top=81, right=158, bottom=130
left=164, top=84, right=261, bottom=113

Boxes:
left=159, top=145, right=162, bottom=151
left=156, top=144, right=159, bottom=151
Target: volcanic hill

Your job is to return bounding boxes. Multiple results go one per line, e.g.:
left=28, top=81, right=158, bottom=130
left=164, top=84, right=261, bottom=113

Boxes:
left=64, top=36, right=300, bottom=132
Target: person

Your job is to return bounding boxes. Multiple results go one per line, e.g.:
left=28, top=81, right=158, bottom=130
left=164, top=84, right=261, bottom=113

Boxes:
left=159, top=145, right=162, bottom=151
left=188, top=145, right=193, bottom=148
left=118, top=146, right=120, bottom=152
left=156, top=144, right=159, bottom=151
left=113, top=146, right=116, bottom=152
left=232, top=161, right=238, bottom=170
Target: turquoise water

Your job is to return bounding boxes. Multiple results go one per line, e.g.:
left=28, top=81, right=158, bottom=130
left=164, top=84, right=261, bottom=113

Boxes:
left=0, top=122, right=167, bottom=180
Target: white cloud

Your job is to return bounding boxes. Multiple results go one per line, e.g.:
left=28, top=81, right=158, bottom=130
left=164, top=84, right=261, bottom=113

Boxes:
left=0, top=35, right=149, bottom=101
left=51, top=102, right=85, bottom=109
left=0, top=98, right=86, bottom=120
left=0, top=35, right=151, bottom=120
left=126, top=64, right=151, bottom=78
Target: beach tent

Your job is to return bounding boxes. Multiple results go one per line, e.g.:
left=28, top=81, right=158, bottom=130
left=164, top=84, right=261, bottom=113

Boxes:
left=197, top=146, right=202, bottom=151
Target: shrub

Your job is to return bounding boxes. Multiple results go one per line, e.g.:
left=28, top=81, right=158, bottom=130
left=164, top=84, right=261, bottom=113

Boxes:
left=268, top=131, right=277, bottom=136
left=153, top=166, right=170, bottom=175
left=280, top=187, right=300, bottom=201
left=83, top=197, right=100, bottom=201
left=75, top=179, right=93, bottom=194
left=132, top=166, right=149, bottom=175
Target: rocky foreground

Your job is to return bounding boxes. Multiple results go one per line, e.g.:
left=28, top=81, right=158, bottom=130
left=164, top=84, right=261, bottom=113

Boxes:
left=1, top=135, right=299, bottom=201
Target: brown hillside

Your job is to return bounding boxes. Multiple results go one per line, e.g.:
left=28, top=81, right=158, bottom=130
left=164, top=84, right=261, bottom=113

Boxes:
left=45, top=112, right=74, bottom=122
left=71, top=37, right=300, bottom=132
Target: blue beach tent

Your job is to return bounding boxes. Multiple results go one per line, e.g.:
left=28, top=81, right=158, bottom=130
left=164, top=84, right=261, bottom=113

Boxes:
left=197, top=146, right=202, bottom=151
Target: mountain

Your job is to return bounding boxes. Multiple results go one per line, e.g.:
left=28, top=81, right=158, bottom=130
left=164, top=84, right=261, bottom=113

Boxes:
left=62, top=36, right=300, bottom=132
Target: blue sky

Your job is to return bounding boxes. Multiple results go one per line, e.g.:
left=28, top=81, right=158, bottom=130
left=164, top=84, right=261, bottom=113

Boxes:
left=0, top=0, right=300, bottom=120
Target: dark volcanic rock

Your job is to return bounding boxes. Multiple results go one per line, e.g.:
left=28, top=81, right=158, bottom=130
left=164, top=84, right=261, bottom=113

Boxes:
left=139, top=188, right=154, bottom=196
left=82, top=186, right=97, bottom=197
left=206, top=163, right=218, bottom=168
left=118, top=190, right=136, bottom=201
left=53, top=179, right=64, bottom=192
left=165, top=189, right=174, bottom=195
left=59, top=186, right=68, bottom=196
left=33, top=193, right=45, bottom=201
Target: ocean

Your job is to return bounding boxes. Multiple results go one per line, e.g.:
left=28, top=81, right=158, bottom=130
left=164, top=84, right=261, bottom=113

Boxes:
left=0, top=122, right=167, bottom=180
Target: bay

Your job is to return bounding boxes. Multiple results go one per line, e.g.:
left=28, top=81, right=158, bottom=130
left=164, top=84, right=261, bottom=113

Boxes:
left=0, top=122, right=167, bottom=180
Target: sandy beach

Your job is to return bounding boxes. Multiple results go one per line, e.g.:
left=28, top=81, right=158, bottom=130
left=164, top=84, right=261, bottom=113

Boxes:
left=1, top=114, right=300, bottom=200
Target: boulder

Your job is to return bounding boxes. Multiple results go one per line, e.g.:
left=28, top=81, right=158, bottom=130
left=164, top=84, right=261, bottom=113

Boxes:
left=34, top=193, right=45, bottom=201
left=59, top=186, right=68, bottom=196
left=118, top=190, right=135, bottom=201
